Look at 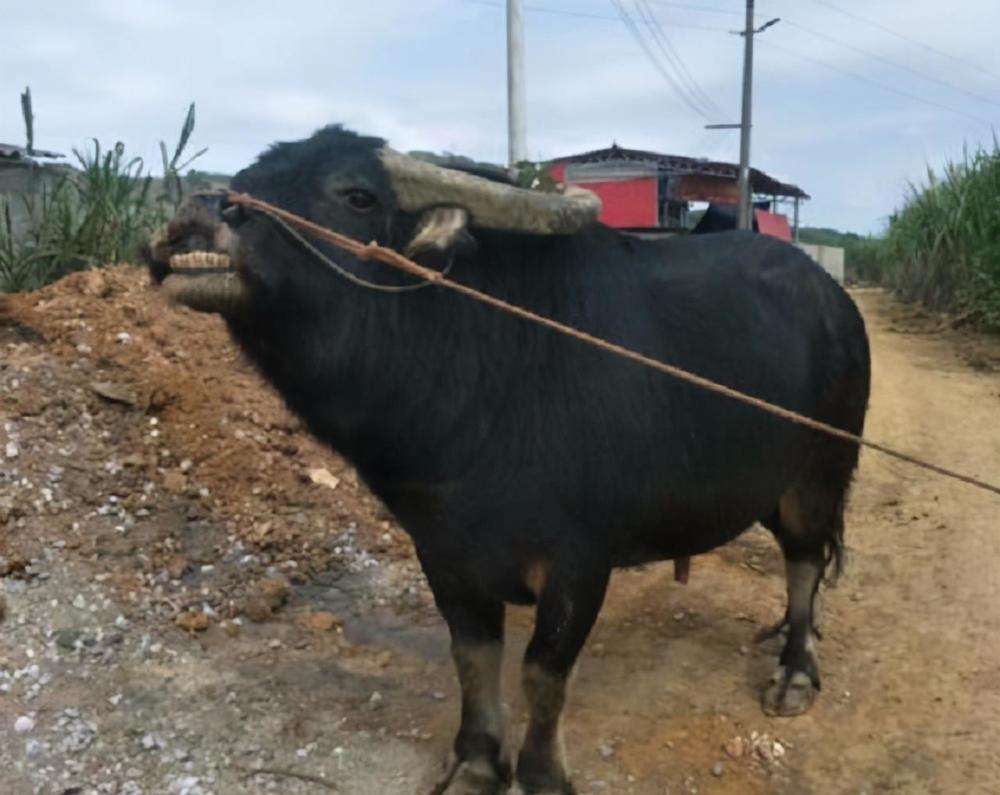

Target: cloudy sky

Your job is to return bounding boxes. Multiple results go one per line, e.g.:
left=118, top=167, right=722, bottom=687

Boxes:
left=4, top=0, right=999, bottom=232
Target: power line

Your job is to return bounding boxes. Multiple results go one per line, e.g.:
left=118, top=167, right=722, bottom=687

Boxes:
left=549, top=0, right=1000, bottom=115
left=803, top=0, right=1000, bottom=83
left=643, top=1, right=743, bottom=16
left=633, top=0, right=725, bottom=118
left=608, top=0, right=719, bottom=121
left=781, top=18, right=1000, bottom=111
left=759, top=38, right=994, bottom=128
left=634, top=0, right=728, bottom=119
left=611, top=0, right=712, bottom=119
left=462, top=0, right=996, bottom=129
left=461, top=0, right=728, bottom=30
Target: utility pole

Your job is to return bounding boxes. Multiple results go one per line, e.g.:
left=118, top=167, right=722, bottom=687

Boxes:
left=736, top=0, right=755, bottom=231
left=21, top=87, right=34, bottom=156
left=507, top=0, right=527, bottom=172
left=707, top=7, right=779, bottom=231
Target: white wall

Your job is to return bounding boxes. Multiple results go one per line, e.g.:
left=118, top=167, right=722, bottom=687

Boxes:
left=796, top=243, right=845, bottom=284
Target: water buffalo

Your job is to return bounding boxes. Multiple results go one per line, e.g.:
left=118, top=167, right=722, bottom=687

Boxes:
left=146, top=125, right=870, bottom=795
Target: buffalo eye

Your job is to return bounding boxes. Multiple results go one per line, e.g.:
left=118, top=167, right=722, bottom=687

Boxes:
left=343, top=188, right=377, bottom=213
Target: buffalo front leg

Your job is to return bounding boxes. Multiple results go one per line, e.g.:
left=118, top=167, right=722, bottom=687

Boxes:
left=513, top=561, right=610, bottom=795
left=430, top=596, right=510, bottom=795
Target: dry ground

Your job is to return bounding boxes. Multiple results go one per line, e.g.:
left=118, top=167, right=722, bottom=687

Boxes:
left=1, top=270, right=999, bottom=794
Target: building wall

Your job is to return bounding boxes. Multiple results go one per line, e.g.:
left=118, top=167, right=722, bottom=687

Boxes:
left=666, top=174, right=741, bottom=204
left=755, top=210, right=792, bottom=242
left=0, top=161, right=69, bottom=240
left=583, top=177, right=658, bottom=228
left=796, top=243, right=845, bottom=284
left=551, top=162, right=659, bottom=228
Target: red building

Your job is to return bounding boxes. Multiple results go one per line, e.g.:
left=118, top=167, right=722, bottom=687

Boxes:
left=549, top=144, right=808, bottom=241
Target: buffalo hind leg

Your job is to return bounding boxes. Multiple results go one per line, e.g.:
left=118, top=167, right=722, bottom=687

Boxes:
left=761, top=553, right=824, bottom=716
left=513, top=560, right=610, bottom=795
left=761, top=487, right=844, bottom=717
left=430, top=597, right=510, bottom=795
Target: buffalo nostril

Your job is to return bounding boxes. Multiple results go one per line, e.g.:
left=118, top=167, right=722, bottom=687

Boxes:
left=193, top=191, right=225, bottom=215
left=221, top=203, right=246, bottom=226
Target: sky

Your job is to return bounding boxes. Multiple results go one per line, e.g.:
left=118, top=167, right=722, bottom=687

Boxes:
left=4, top=0, right=999, bottom=234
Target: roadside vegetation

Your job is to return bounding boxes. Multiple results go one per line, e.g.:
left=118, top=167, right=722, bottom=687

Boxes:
left=801, top=141, right=1000, bottom=331
left=877, top=142, right=1000, bottom=328
left=798, top=227, right=883, bottom=285
left=1, top=96, right=206, bottom=293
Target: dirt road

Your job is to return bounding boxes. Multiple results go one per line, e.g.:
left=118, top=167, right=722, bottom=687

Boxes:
left=1, top=276, right=999, bottom=794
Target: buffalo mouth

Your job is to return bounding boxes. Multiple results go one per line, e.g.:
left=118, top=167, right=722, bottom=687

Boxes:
left=145, top=192, right=249, bottom=316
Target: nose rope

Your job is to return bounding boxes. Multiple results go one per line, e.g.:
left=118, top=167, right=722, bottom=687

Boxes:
left=223, top=190, right=1000, bottom=500
left=249, top=197, right=455, bottom=293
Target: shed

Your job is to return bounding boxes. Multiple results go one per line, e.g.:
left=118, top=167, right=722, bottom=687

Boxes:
left=549, top=144, right=808, bottom=238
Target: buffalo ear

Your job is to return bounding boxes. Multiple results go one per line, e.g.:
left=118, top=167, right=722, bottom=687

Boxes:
left=404, top=206, right=470, bottom=258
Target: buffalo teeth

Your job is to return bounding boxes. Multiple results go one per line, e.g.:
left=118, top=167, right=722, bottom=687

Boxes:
left=169, top=251, right=231, bottom=270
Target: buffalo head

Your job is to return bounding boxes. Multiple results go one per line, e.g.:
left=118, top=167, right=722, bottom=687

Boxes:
left=146, top=125, right=600, bottom=316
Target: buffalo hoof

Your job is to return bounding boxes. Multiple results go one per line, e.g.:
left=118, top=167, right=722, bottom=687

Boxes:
left=509, top=782, right=577, bottom=795
left=754, top=619, right=788, bottom=644
left=755, top=619, right=822, bottom=645
left=431, top=755, right=508, bottom=795
left=761, top=665, right=818, bottom=717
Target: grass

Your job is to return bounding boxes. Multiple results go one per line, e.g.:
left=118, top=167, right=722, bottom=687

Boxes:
left=0, top=104, right=205, bottom=293
left=878, top=141, right=1000, bottom=328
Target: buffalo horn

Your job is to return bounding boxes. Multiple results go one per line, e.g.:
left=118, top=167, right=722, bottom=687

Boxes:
left=379, top=147, right=601, bottom=235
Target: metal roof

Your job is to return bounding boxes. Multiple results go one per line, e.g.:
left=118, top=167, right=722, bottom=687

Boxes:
left=0, top=143, right=65, bottom=160
left=552, top=143, right=809, bottom=200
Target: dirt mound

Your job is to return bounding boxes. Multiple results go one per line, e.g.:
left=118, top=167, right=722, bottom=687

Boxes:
left=1, top=265, right=414, bottom=620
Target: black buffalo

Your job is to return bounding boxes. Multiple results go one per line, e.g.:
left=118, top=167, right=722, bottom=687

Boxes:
left=147, top=125, right=870, bottom=795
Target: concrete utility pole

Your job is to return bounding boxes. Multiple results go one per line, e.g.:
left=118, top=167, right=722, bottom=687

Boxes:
left=736, top=0, right=755, bottom=231
left=507, top=0, right=527, bottom=171
left=706, top=7, right=777, bottom=231
left=735, top=5, right=781, bottom=230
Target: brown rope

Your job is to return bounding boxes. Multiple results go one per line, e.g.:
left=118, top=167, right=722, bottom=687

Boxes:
left=226, top=191, right=1000, bottom=499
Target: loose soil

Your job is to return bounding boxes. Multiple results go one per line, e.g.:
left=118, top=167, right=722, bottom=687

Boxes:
left=1, top=270, right=998, bottom=794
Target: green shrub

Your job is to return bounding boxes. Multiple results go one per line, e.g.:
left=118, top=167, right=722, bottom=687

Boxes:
left=844, top=235, right=884, bottom=284
left=1, top=199, right=56, bottom=292
left=158, top=103, right=208, bottom=212
left=0, top=104, right=205, bottom=293
left=879, top=141, right=1000, bottom=328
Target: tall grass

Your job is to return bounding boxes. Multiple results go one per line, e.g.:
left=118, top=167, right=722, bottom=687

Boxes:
left=159, top=103, right=208, bottom=212
left=879, top=141, right=1000, bottom=328
left=0, top=104, right=205, bottom=293
left=844, top=236, right=884, bottom=284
